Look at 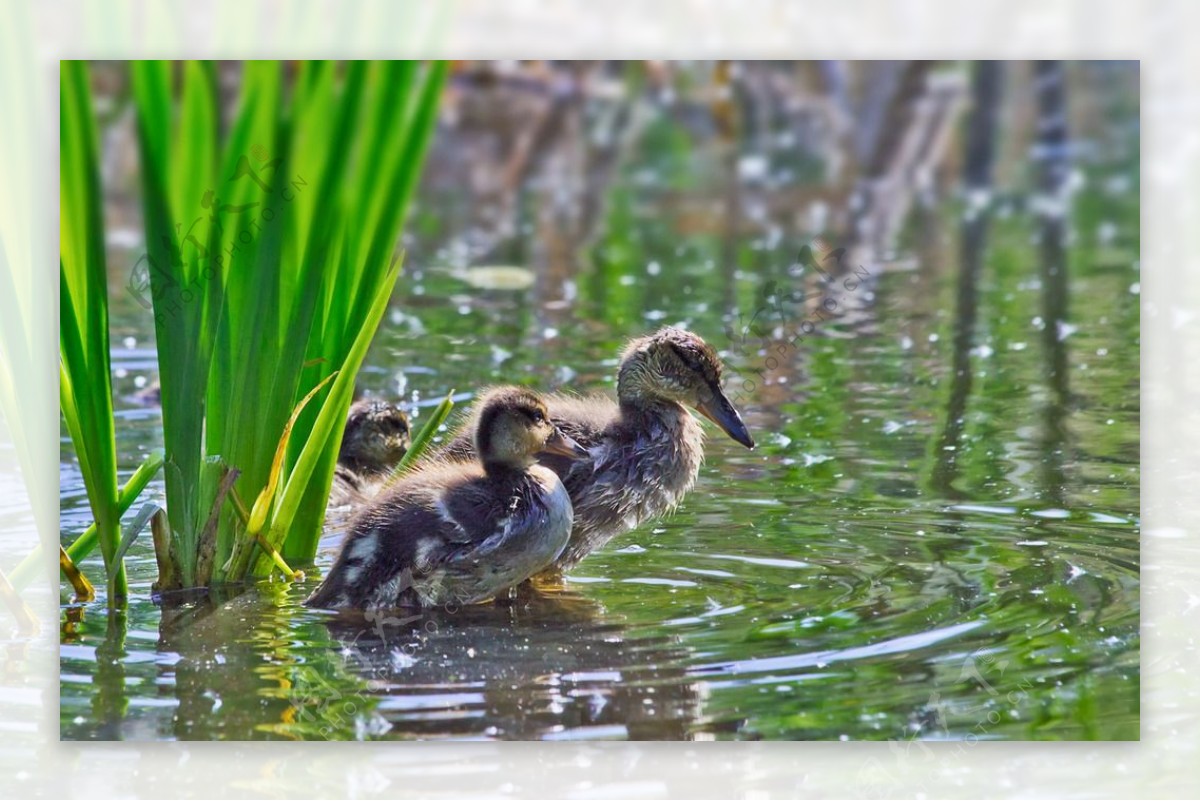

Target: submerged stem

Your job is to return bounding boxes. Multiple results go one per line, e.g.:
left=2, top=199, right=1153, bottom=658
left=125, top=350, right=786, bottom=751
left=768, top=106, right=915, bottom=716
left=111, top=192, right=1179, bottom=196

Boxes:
left=60, top=546, right=96, bottom=602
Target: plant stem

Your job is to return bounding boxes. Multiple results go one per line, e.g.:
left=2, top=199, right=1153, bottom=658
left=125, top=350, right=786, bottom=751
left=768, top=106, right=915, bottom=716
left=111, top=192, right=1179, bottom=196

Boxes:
left=10, top=450, right=163, bottom=590
left=60, top=546, right=95, bottom=601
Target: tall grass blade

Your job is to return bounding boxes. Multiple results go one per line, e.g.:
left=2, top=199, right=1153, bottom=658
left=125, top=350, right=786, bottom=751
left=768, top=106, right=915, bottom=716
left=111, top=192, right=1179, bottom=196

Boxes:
left=11, top=450, right=163, bottom=589
left=60, top=61, right=125, bottom=601
left=388, top=389, right=456, bottom=483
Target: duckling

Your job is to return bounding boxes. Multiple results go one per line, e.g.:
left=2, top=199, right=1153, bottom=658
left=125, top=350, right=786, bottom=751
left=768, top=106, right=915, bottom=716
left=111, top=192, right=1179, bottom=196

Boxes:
left=338, top=399, right=412, bottom=477
left=306, top=387, right=588, bottom=610
left=439, top=327, right=754, bottom=570
left=329, top=399, right=412, bottom=507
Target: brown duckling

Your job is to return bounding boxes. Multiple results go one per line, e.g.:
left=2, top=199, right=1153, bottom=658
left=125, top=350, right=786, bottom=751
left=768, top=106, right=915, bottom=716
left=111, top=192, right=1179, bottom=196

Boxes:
left=338, top=399, right=412, bottom=477
left=439, top=327, right=754, bottom=570
left=329, top=399, right=412, bottom=507
left=306, top=387, right=588, bottom=610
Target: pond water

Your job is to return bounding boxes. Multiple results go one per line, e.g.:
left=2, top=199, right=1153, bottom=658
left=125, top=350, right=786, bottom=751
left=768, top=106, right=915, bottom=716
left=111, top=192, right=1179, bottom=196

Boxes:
left=60, top=64, right=1139, bottom=741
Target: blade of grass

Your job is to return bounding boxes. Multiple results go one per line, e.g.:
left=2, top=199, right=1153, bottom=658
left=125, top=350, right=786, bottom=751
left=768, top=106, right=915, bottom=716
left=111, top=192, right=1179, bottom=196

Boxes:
left=387, top=388, right=456, bottom=483
left=266, top=256, right=402, bottom=566
left=131, top=59, right=211, bottom=586
left=221, top=371, right=336, bottom=580
left=106, top=502, right=160, bottom=584
left=247, top=371, right=339, bottom=536
left=225, top=485, right=301, bottom=581
left=10, top=450, right=163, bottom=589
left=60, top=61, right=124, bottom=601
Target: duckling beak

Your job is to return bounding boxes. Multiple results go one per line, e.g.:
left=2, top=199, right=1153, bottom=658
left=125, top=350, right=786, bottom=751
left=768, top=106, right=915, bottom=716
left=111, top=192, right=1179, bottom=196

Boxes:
left=541, top=427, right=589, bottom=459
left=695, top=385, right=755, bottom=449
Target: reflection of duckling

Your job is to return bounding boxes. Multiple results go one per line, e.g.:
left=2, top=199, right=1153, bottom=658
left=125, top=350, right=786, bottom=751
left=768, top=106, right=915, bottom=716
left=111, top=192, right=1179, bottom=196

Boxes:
left=318, top=583, right=711, bottom=741
left=441, top=327, right=754, bottom=570
left=306, top=388, right=587, bottom=610
left=329, top=400, right=411, bottom=507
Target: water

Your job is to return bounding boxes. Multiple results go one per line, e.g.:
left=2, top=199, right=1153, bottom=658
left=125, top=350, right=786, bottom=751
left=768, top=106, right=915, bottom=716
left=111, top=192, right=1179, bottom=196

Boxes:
left=60, top=63, right=1139, bottom=741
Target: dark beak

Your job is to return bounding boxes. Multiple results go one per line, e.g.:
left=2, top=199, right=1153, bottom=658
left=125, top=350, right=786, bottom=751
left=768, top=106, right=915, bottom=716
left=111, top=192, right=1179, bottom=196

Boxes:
left=695, top=384, right=755, bottom=449
left=540, top=426, right=589, bottom=459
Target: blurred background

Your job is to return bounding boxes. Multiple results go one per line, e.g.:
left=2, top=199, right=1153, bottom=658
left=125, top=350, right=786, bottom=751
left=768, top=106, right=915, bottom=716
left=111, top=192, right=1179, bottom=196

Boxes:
left=57, top=60, right=1140, bottom=742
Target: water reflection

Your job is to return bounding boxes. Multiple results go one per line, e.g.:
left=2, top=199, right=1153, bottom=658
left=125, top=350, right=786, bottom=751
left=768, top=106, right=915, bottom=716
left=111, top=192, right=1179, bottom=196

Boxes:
left=319, top=585, right=710, bottom=740
left=1034, top=61, right=1073, bottom=508
left=930, top=62, right=1003, bottom=498
left=90, top=609, right=129, bottom=738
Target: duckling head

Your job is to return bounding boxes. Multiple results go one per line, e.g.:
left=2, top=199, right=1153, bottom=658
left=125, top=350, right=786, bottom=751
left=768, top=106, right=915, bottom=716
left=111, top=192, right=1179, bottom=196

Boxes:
left=339, top=399, right=411, bottom=475
left=617, top=327, right=755, bottom=449
left=475, top=387, right=589, bottom=470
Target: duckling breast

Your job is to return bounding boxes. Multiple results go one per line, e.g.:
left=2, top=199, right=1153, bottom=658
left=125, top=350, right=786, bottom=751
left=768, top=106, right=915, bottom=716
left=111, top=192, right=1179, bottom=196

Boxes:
left=533, top=465, right=575, bottom=557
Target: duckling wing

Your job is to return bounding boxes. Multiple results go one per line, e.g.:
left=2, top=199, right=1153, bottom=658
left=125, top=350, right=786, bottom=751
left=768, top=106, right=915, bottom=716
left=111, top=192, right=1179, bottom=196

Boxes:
left=439, top=473, right=571, bottom=594
left=437, top=475, right=525, bottom=554
left=310, top=466, right=485, bottom=607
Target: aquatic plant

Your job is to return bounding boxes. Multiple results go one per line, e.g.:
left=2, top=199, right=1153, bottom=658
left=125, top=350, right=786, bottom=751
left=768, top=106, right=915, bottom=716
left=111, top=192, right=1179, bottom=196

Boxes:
left=386, top=388, right=456, bottom=482
left=127, top=60, right=446, bottom=587
left=59, top=61, right=154, bottom=601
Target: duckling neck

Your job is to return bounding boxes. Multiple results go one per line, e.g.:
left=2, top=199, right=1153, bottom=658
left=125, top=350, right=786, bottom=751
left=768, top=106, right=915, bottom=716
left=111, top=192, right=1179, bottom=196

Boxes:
left=618, top=392, right=686, bottom=420
left=612, top=393, right=704, bottom=511
left=617, top=396, right=702, bottom=457
left=481, top=457, right=533, bottom=477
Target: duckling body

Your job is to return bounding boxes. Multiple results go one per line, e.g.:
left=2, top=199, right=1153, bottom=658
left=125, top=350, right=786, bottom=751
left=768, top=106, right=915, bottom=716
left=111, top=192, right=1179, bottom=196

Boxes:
left=439, top=328, right=753, bottom=570
left=307, top=388, right=585, bottom=610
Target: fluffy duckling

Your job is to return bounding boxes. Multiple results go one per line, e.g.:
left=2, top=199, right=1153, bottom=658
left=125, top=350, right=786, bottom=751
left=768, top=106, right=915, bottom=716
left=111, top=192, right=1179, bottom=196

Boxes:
left=440, top=327, right=754, bottom=570
left=329, top=399, right=412, bottom=507
left=338, top=399, right=412, bottom=477
left=306, top=387, right=587, bottom=610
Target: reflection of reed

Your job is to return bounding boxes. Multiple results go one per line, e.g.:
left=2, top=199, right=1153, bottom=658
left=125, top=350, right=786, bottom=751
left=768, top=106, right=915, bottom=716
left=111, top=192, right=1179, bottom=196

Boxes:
left=156, top=585, right=316, bottom=740
left=90, top=607, right=129, bottom=739
left=844, top=61, right=933, bottom=273
left=1033, top=61, right=1072, bottom=505
left=836, top=61, right=965, bottom=333
left=930, top=63, right=1004, bottom=498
